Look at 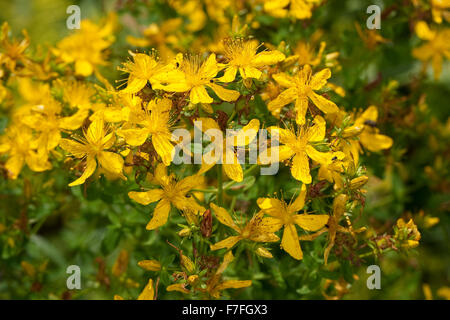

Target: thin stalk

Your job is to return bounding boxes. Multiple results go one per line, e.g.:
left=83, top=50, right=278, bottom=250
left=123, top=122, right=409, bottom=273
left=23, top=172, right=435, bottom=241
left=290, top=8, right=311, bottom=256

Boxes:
left=217, top=165, right=223, bottom=206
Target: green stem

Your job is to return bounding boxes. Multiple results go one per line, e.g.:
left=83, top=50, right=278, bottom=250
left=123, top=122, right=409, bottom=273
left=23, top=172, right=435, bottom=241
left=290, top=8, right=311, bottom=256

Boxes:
left=227, top=108, right=237, bottom=124
left=230, top=196, right=236, bottom=211
left=191, top=188, right=217, bottom=193
left=217, top=165, right=223, bottom=206
left=359, top=247, right=393, bottom=259
left=210, top=164, right=259, bottom=202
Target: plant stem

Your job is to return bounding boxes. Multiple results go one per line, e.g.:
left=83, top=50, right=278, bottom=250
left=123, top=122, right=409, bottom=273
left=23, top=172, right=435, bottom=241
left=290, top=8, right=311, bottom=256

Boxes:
left=217, top=165, right=223, bottom=206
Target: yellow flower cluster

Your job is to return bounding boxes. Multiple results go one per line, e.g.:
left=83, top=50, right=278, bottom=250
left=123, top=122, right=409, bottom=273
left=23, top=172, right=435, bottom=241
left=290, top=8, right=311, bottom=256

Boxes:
left=0, top=10, right=402, bottom=299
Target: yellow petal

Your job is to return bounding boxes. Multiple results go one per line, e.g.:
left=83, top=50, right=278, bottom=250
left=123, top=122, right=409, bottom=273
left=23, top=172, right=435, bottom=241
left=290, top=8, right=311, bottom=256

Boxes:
left=291, top=152, right=311, bottom=184
left=5, top=155, right=24, bottom=179
left=194, top=117, right=221, bottom=132
left=360, top=132, right=393, bottom=151
left=210, top=235, right=241, bottom=250
left=201, top=53, right=219, bottom=79
left=223, top=147, right=243, bottom=182
left=308, top=92, right=339, bottom=114
left=233, top=119, right=260, bottom=147
left=294, top=96, right=308, bottom=125
left=415, top=21, right=436, bottom=40
left=289, top=183, right=307, bottom=212
left=122, top=77, right=147, bottom=94
left=294, top=214, right=329, bottom=231
left=309, top=68, right=331, bottom=90
left=259, top=145, right=294, bottom=164
left=86, top=118, right=104, bottom=144
left=216, top=251, right=234, bottom=274
left=210, top=203, right=240, bottom=232
left=117, top=128, right=149, bottom=146
left=272, top=72, right=295, bottom=88
left=240, top=66, right=262, bottom=79
left=218, top=66, right=237, bottom=82
left=306, top=115, right=326, bottom=142
left=252, top=50, right=285, bottom=67
left=137, top=279, right=154, bottom=300
left=359, top=105, right=378, bottom=123
left=98, top=151, right=124, bottom=176
left=69, top=156, right=97, bottom=186
left=207, top=83, right=240, bottom=102
left=128, top=189, right=164, bottom=205
left=146, top=199, right=171, bottom=230
left=59, top=139, right=87, bottom=158
left=152, top=133, right=174, bottom=166
left=75, top=60, right=94, bottom=77
left=267, top=87, right=297, bottom=111
left=59, top=110, right=88, bottom=130
left=281, top=224, right=303, bottom=260
left=190, top=85, right=213, bottom=104
left=268, top=127, right=297, bottom=145
left=306, top=145, right=330, bottom=164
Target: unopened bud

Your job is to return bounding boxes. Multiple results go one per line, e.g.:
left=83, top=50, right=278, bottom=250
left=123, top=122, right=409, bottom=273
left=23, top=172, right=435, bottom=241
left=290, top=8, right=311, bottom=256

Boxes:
left=138, top=259, right=161, bottom=271
left=350, top=175, right=369, bottom=189
left=181, top=255, right=195, bottom=273
left=343, top=125, right=364, bottom=138
left=178, top=228, right=191, bottom=237
left=255, top=247, right=273, bottom=258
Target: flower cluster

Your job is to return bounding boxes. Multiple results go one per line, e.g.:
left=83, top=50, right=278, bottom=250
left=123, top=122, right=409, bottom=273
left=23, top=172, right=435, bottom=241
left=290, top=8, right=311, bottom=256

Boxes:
left=2, top=0, right=446, bottom=300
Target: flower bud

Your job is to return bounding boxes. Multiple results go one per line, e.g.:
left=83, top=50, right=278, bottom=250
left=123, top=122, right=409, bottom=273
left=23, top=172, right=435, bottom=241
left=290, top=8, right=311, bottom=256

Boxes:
left=181, top=255, right=195, bottom=273
left=138, top=259, right=161, bottom=271
left=178, top=228, right=191, bottom=237
left=255, top=247, right=273, bottom=258
left=350, top=175, right=368, bottom=189
left=343, top=125, right=364, bottom=138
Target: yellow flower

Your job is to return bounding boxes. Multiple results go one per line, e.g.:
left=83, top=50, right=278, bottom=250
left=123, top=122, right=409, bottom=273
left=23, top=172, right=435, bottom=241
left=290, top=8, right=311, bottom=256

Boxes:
left=158, top=53, right=240, bottom=104
left=128, top=163, right=205, bottom=230
left=118, top=98, right=175, bottom=165
left=412, top=21, right=450, bottom=80
left=269, top=65, right=338, bottom=125
left=353, top=106, right=393, bottom=152
left=196, top=118, right=260, bottom=182
left=219, top=38, right=285, bottom=82
left=263, top=0, right=319, bottom=20
left=323, top=194, right=365, bottom=264
left=283, top=31, right=326, bottom=67
left=118, top=52, right=174, bottom=94
left=317, top=151, right=347, bottom=189
left=261, top=115, right=331, bottom=184
left=431, top=0, right=450, bottom=24
left=354, top=22, right=388, bottom=51
left=59, top=118, right=125, bottom=186
left=209, top=203, right=280, bottom=251
left=53, top=15, right=116, bottom=76
left=57, top=79, right=95, bottom=111
left=257, top=184, right=329, bottom=260
left=0, top=125, right=51, bottom=179
left=22, top=96, right=88, bottom=155
left=204, top=251, right=252, bottom=299
left=0, top=22, right=30, bottom=72
left=395, top=218, right=421, bottom=249
left=126, top=18, right=183, bottom=59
